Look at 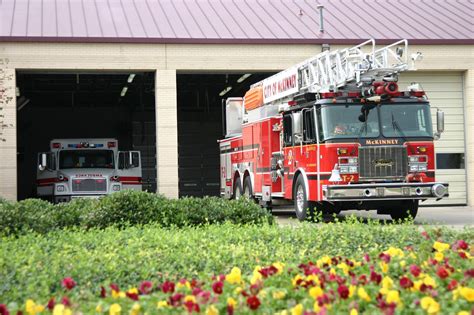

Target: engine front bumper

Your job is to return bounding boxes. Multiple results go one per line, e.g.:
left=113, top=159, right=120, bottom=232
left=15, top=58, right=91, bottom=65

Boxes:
left=323, top=182, right=449, bottom=201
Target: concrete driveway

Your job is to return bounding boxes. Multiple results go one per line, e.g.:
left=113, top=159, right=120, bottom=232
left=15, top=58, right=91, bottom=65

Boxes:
left=273, top=205, right=474, bottom=229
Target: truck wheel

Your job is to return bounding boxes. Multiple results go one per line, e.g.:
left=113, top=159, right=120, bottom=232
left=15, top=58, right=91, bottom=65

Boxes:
left=294, top=175, right=315, bottom=221
left=389, top=200, right=419, bottom=221
left=243, top=176, right=254, bottom=199
left=233, top=179, right=243, bottom=199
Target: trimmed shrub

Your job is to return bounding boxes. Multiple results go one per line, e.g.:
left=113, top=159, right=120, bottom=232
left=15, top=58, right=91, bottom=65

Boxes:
left=0, top=191, right=274, bottom=236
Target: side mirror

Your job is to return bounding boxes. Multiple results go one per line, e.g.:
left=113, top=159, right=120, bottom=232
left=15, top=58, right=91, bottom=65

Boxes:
left=437, top=110, right=444, bottom=133
left=434, top=109, right=444, bottom=140
left=38, top=153, right=47, bottom=171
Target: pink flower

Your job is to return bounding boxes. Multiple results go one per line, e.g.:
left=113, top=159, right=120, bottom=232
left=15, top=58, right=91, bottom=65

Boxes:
left=409, top=265, right=421, bottom=277
left=61, top=277, right=76, bottom=290
left=456, top=240, right=468, bottom=250
left=61, top=296, right=71, bottom=307
left=139, top=281, right=153, bottom=295
left=447, top=279, right=458, bottom=291
left=465, top=269, right=474, bottom=278
left=379, top=253, right=391, bottom=263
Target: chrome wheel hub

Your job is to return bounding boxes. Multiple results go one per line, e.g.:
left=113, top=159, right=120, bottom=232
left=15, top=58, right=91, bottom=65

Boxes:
left=296, top=185, right=305, bottom=213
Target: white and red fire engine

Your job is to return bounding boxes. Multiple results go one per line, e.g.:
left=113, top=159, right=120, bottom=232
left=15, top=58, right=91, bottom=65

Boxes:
left=37, top=139, right=142, bottom=203
left=219, top=39, right=448, bottom=220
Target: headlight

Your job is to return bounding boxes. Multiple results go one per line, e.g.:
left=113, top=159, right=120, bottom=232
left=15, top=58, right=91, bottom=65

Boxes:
left=409, top=156, right=419, bottom=163
left=56, top=185, right=65, bottom=192
left=348, top=166, right=358, bottom=173
left=339, top=166, right=349, bottom=174
left=347, top=158, right=358, bottom=164
left=418, top=164, right=427, bottom=171
left=112, top=185, right=121, bottom=191
left=410, top=164, right=419, bottom=172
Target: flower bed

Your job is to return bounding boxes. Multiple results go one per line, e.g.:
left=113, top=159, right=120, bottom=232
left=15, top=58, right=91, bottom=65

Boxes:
left=1, top=226, right=473, bottom=314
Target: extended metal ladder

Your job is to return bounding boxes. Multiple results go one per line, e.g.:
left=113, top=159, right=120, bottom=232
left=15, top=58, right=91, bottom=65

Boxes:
left=252, top=39, right=414, bottom=103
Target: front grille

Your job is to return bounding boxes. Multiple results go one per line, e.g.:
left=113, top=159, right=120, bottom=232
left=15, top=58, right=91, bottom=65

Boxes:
left=72, top=178, right=107, bottom=192
left=359, top=146, right=407, bottom=180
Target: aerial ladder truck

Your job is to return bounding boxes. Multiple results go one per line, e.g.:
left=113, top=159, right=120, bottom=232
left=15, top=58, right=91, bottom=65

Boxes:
left=219, top=39, right=448, bottom=221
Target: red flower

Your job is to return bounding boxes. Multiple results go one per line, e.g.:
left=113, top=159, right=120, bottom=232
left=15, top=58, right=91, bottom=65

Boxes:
left=184, top=301, right=200, bottom=313
left=61, top=277, right=76, bottom=290
left=139, top=281, right=153, bottom=295
left=100, top=286, right=107, bottom=298
left=358, top=274, right=368, bottom=285
left=16, top=312, right=23, bottom=315
left=379, top=253, right=391, bottom=263
left=337, top=284, right=349, bottom=299
left=47, top=298, right=55, bottom=310
left=399, top=276, right=413, bottom=289
left=197, top=290, right=211, bottom=304
left=363, top=254, right=371, bottom=263
left=227, top=305, right=234, bottom=315
left=126, top=291, right=139, bottom=301
left=0, top=304, right=9, bottom=315
left=246, top=296, right=261, bottom=310
left=447, top=279, right=458, bottom=291
left=169, top=293, right=184, bottom=307
left=212, top=281, right=223, bottom=294
left=162, top=281, right=175, bottom=294
left=459, top=251, right=468, bottom=259
left=409, top=265, right=421, bottom=277
left=465, top=269, right=474, bottom=278
left=421, top=231, right=430, bottom=239
left=436, top=267, right=449, bottom=279
left=370, top=271, right=382, bottom=285
left=457, top=240, right=468, bottom=250
left=110, top=283, right=120, bottom=292
left=61, top=296, right=71, bottom=307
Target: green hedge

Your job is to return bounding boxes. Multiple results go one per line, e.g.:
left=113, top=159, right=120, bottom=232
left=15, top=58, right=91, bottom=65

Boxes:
left=0, top=191, right=274, bottom=236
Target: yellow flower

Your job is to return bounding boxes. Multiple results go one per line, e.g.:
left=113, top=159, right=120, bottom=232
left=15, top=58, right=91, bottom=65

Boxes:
left=306, top=274, right=320, bottom=286
left=457, top=312, right=470, bottom=315
left=96, top=304, right=103, bottom=313
left=226, top=267, right=242, bottom=285
left=227, top=297, right=237, bottom=307
left=349, top=285, right=356, bottom=298
left=251, top=266, right=263, bottom=284
left=177, top=281, right=191, bottom=290
left=130, top=303, right=140, bottom=315
left=382, top=276, right=394, bottom=289
left=412, top=280, right=423, bottom=292
left=53, top=305, right=71, bottom=315
left=386, top=290, right=401, bottom=306
left=385, top=247, right=404, bottom=258
left=433, top=241, right=450, bottom=252
left=358, top=287, right=370, bottom=302
left=206, top=305, right=219, bottom=315
left=309, top=286, right=324, bottom=299
left=313, top=301, right=321, bottom=312
left=380, top=262, right=389, bottom=273
left=350, top=309, right=358, bottom=315
left=459, top=287, right=474, bottom=302
left=273, top=262, right=285, bottom=274
left=273, top=290, right=286, bottom=300
left=292, top=275, right=303, bottom=287
left=184, top=295, right=196, bottom=303
left=109, top=303, right=121, bottom=315
left=423, top=275, right=437, bottom=288
left=291, top=304, right=303, bottom=315
left=157, top=301, right=168, bottom=309
left=127, top=288, right=139, bottom=295
left=400, top=260, right=406, bottom=268
left=337, top=262, right=350, bottom=275
left=26, top=300, right=38, bottom=315
left=258, top=289, right=267, bottom=299
left=329, top=268, right=336, bottom=275
left=420, top=297, right=440, bottom=314
left=234, top=286, right=243, bottom=294
left=316, top=256, right=328, bottom=267
left=434, top=252, right=444, bottom=262
left=111, top=289, right=121, bottom=299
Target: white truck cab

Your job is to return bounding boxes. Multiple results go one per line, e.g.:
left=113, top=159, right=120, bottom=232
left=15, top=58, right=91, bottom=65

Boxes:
left=37, top=139, right=142, bottom=203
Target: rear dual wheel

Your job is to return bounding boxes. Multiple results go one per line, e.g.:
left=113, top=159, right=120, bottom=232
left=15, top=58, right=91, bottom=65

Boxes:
left=233, top=176, right=254, bottom=200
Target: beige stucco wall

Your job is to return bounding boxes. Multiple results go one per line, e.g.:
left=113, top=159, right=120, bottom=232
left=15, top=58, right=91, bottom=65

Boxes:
left=0, top=42, right=472, bottom=202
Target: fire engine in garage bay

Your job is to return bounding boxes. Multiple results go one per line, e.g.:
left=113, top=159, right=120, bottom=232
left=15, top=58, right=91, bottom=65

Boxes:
left=37, top=139, right=142, bottom=203
left=219, top=39, right=449, bottom=221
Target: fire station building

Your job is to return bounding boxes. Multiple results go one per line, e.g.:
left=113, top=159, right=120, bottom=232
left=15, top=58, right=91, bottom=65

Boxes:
left=0, top=0, right=473, bottom=206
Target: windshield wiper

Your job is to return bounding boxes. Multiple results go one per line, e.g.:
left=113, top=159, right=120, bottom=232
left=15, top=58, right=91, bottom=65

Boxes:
left=391, top=112, right=414, bottom=153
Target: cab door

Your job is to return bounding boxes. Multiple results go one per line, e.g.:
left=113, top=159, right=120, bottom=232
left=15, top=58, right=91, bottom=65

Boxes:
left=117, top=151, right=143, bottom=191
left=36, top=152, right=56, bottom=198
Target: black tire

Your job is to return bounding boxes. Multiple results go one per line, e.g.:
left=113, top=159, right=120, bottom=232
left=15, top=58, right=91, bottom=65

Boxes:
left=389, top=200, right=419, bottom=221
left=233, top=178, right=243, bottom=199
left=243, top=176, right=254, bottom=199
left=294, top=175, right=315, bottom=221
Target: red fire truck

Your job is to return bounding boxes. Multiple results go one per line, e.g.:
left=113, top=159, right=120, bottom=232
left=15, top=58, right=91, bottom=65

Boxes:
left=219, top=39, right=448, bottom=221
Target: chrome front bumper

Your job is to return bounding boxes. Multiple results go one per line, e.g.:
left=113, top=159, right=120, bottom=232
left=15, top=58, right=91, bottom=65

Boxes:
left=323, top=182, right=449, bottom=201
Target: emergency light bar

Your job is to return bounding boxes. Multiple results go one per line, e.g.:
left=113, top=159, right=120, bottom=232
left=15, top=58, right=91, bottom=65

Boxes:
left=67, top=143, right=104, bottom=148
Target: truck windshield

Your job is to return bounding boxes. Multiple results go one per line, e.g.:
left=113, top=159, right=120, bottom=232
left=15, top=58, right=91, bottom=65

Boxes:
left=319, top=103, right=433, bottom=140
left=320, top=104, right=380, bottom=140
left=59, top=150, right=114, bottom=169
left=380, top=103, right=433, bottom=137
